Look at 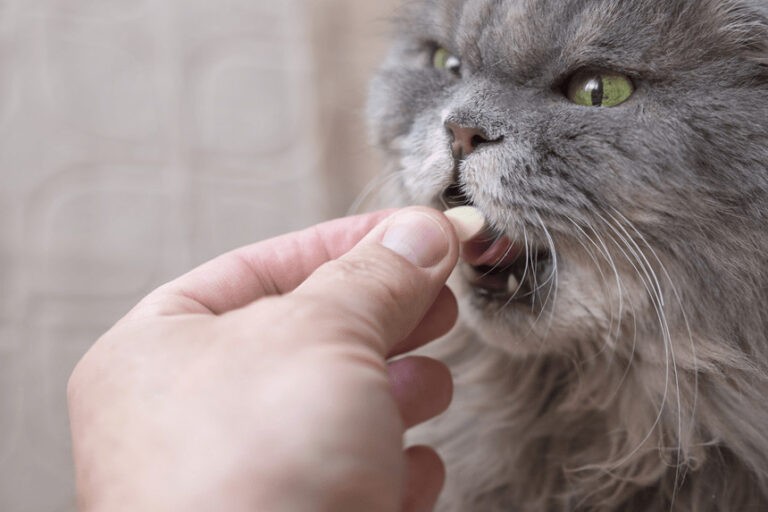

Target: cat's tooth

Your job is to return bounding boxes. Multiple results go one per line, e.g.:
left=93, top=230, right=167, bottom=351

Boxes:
left=444, top=206, right=486, bottom=242
left=508, top=273, right=521, bottom=293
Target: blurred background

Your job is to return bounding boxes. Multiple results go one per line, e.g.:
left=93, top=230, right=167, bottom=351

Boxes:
left=0, top=1, right=398, bottom=509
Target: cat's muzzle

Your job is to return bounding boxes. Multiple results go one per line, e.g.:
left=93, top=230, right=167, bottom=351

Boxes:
left=440, top=182, right=555, bottom=307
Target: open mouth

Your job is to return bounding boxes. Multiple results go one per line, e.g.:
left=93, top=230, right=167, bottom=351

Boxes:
left=461, top=233, right=554, bottom=305
left=440, top=184, right=555, bottom=306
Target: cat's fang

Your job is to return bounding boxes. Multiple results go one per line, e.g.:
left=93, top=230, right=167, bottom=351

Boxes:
left=507, top=273, right=521, bottom=294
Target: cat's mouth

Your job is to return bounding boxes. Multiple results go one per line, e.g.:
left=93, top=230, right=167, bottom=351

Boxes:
left=441, top=184, right=555, bottom=307
left=461, top=234, right=554, bottom=306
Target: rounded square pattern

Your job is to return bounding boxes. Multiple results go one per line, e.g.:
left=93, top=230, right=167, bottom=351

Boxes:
left=0, top=1, right=396, bottom=511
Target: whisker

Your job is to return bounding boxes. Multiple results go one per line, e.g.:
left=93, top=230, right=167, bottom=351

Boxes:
left=602, top=211, right=681, bottom=444
left=587, top=213, right=674, bottom=473
left=590, top=212, right=686, bottom=512
left=533, top=210, right=559, bottom=336
left=569, top=220, right=624, bottom=347
left=608, top=208, right=698, bottom=506
left=484, top=232, right=517, bottom=277
left=567, top=218, right=640, bottom=407
left=347, top=169, right=407, bottom=215
left=499, top=223, right=533, bottom=312
left=520, top=223, right=533, bottom=299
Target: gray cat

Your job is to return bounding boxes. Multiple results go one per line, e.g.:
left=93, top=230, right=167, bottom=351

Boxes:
left=367, top=0, right=768, bottom=510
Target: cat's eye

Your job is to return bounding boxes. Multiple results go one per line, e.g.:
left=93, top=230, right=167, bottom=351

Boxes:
left=566, top=71, right=634, bottom=107
left=433, top=47, right=462, bottom=75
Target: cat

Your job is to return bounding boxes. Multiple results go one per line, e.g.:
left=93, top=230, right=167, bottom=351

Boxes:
left=367, top=0, right=768, bottom=510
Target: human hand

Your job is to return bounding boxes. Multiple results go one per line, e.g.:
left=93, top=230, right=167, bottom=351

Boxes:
left=68, top=207, right=476, bottom=512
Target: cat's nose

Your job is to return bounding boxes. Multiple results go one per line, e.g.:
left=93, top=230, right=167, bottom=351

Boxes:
left=445, top=121, right=502, bottom=160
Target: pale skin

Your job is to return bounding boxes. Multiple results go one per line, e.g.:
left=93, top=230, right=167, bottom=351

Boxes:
left=67, top=207, right=468, bottom=512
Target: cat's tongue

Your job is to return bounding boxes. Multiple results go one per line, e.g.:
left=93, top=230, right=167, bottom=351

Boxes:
left=463, top=235, right=522, bottom=267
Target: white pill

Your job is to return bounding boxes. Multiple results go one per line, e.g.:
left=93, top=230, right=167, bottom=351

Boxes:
left=444, top=206, right=487, bottom=242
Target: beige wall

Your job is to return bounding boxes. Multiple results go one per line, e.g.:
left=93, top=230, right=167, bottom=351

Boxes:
left=0, top=1, right=397, bottom=510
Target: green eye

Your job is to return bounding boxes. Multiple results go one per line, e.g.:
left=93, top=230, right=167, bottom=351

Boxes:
left=567, top=71, right=634, bottom=107
left=433, top=47, right=461, bottom=75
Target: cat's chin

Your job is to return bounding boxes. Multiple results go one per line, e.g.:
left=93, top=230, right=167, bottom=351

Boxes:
left=447, top=267, right=543, bottom=353
left=449, top=251, right=625, bottom=357
left=454, top=289, right=564, bottom=356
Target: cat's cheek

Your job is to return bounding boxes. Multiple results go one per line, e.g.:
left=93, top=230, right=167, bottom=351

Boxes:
left=398, top=124, right=456, bottom=207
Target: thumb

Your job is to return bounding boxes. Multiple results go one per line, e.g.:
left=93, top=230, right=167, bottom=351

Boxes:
left=290, top=207, right=461, bottom=356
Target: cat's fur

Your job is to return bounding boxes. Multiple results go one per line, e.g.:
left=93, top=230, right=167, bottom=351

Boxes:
left=367, top=0, right=768, bottom=510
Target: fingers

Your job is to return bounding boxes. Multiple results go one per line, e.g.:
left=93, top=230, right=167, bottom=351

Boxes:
left=135, top=210, right=396, bottom=316
left=389, top=286, right=458, bottom=358
left=402, top=446, right=445, bottom=512
left=388, top=356, right=453, bottom=429
left=389, top=356, right=451, bottom=512
left=291, top=208, right=460, bottom=356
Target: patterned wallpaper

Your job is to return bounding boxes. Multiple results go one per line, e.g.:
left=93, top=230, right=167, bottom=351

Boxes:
left=0, top=1, right=396, bottom=510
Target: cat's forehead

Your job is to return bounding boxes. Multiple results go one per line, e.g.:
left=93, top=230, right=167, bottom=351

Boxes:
left=400, top=0, right=768, bottom=81
left=402, top=0, right=655, bottom=39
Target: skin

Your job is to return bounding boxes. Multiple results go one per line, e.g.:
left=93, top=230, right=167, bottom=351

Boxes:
left=67, top=207, right=462, bottom=512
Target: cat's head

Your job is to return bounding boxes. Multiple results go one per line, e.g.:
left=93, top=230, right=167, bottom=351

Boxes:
left=369, top=0, right=768, bottom=360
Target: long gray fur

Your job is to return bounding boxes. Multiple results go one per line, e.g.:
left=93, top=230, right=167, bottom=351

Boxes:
left=368, top=0, right=768, bottom=510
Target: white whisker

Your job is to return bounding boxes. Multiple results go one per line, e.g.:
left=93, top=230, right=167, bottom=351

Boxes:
left=570, top=219, right=625, bottom=347
left=591, top=213, right=675, bottom=474
left=608, top=208, right=699, bottom=507
left=566, top=219, right=640, bottom=404
left=499, top=223, right=533, bottom=314
left=534, top=210, right=559, bottom=337
left=347, top=169, right=407, bottom=215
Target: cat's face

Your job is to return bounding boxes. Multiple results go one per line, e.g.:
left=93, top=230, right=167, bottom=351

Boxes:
left=369, top=0, right=768, bottom=357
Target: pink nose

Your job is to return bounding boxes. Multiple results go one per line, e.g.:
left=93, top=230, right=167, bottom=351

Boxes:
left=444, top=121, right=502, bottom=159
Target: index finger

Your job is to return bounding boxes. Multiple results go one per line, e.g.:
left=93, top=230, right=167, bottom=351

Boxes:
left=135, top=210, right=397, bottom=316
